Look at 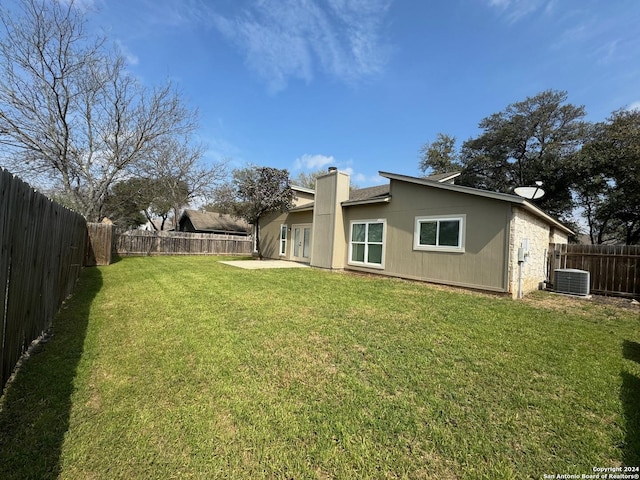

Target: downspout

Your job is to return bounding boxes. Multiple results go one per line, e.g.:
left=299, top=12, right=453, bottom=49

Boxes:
left=518, top=257, right=524, bottom=299
left=504, top=207, right=514, bottom=295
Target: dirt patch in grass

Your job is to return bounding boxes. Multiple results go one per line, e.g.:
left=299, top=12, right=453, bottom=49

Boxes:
left=523, top=290, right=640, bottom=318
left=338, top=268, right=507, bottom=299
left=347, top=266, right=640, bottom=316
left=589, top=294, right=640, bottom=310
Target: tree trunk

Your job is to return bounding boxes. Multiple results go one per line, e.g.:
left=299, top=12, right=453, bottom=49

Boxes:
left=255, top=219, right=262, bottom=259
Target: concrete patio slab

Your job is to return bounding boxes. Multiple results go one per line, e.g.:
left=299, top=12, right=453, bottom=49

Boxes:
left=219, top=260, right=310, bottom=270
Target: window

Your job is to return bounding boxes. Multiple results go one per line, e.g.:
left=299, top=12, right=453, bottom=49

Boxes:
left=349, top=220, right=385, bottom=268
left=414, top=215, right=465, bottom=252
left=279, top=225, right=287, bottom=256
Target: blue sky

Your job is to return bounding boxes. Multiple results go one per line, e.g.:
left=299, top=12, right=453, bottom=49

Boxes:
left=87, top=0, right=640, bottom=187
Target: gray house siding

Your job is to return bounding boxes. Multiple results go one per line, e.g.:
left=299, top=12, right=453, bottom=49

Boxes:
left=260, top=210, right=314, bottom=260
left=343, top=180, right=511, bottom=292
left=259, top=169, right=571, bottom=297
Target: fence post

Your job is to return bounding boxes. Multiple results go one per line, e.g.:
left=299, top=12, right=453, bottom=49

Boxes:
left=85, top=223, right=114, bottom=266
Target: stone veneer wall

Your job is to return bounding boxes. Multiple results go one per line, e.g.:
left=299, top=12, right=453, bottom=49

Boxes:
left=508, top=207, right=567, bottom=297
left=550, top=229, right=568, bottom=244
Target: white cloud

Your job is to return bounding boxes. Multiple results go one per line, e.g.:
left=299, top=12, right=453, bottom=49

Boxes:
left=209, top=0, right=392, bottom=92
left=593, top=39, right=620, bottom=65
left=59, top=0, right=97, bottom=12
left=291, top=156, right=384, bottom=186
left=488, top=0, right=511, bottom=7
left=123, top=0, right=391, bottom=92
left=627, top=101, right=640, bottom=111
left=115, top=40, right=139, bottom=66
left=353, top=172, right=385, bottom=186
left=293, top=154, right=335, bottom=171
left=339, top=167, right=384, bottom=186
left=137, top=0, right=203, bottom=28
left=485, top=0, right=551, bottom=23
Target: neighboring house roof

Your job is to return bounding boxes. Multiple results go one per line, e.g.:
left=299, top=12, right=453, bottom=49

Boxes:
left=178, top=209, right=249, bottom=233
left=378, top=171, right=574, bottom=235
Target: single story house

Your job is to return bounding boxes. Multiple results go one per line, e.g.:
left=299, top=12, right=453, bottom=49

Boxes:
left=259, top=168, right=572, bottom=298
left=178, top=209, right=251, bottom=236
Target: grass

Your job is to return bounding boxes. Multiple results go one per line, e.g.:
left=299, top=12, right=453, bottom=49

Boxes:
left=0, top=256, right=638, bottom=479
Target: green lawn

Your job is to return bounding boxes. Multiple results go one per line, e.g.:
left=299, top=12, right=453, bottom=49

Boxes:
left=0, top=256, right=638, bottom=479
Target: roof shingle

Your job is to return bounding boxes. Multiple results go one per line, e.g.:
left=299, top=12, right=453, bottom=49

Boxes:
left=179, top=210, right=249, bottom=233
left=347, top=184, right=390, bottom=202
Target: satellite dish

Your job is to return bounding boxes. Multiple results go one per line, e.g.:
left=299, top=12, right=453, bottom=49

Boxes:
left=514, top=185, right=545, bottom=200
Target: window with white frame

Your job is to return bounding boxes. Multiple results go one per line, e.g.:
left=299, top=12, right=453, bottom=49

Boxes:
left=349, top=220, right=386, bottom=268
left=279, top=225, right=287, bottom=256
left=414, top=215, right=465, bottom=252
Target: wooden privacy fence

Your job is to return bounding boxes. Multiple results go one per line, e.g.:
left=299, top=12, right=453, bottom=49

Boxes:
left=548, top=243, right=640, bottom=297
left=113, top=228, right=252, bottom=257
left=86, top=222, right=115, bottom=266
left=0, top=168, right=87, bottom=391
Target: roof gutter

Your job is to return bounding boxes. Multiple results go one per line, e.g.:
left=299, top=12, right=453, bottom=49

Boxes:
left=289, top=204, right=314, bottom=212
left=379, top=171, right=574, bottom=236
left=341, top=196, right=392, bottom=207
left=520, top=201, right=574, bottom=235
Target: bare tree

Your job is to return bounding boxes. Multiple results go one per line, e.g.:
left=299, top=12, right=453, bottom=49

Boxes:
left=0, top=0, right=207, bottom=220
left=291, top=169, right=326, bottom=189
left=139, top=137, right=228, bottom=229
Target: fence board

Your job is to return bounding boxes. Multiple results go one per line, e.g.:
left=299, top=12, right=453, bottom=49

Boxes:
left=86, top=223, right=113, bottom=266
left=0, top=168, right=87, bottom=392
left=548, top=243, right=640, bottom=296
left=113, top=229, right=252, bottom=257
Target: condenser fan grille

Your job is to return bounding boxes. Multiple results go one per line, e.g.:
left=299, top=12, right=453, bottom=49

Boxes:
left=554, top=269, right=590, bottom=296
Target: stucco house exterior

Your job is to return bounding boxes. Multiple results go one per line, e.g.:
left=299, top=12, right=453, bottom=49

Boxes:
left=259, top=168, right=572, bottom=298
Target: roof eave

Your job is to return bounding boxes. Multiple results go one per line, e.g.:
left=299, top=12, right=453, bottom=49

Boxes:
left=520, top=201, right=575, bottom=236
left=379, top=171, right=574, bottom=235
left=341, top=196, right=392, bottom=207
left=379, top=171, right=522, bottom=203
left=289, top=204, right=315, bottom=212
left=291, top=184, right=315, bottom=195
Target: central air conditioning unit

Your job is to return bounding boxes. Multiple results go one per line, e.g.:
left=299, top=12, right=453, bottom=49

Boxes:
left=554, top=269, right=590, bottom=296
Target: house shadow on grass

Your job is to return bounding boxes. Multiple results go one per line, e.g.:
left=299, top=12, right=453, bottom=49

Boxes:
left=0, top=267, right=102, bottom=480
left=621, top=340, right=640, bottom=466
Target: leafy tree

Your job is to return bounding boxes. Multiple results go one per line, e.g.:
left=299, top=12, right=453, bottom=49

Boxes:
left=0, top=0, right=210, bottom=221
left=577, top=109, right=640, bottom=244
left=103, top=176, right=193, bottom=231
left=572, top=123, right=616, bottom=244
left=102, top=178, right=152, bottom=229
left=459, top=90, right=587, bottom=220
left=418, top=133, right=461, bottom=175
left=214, top=166, right=294, bottom=258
